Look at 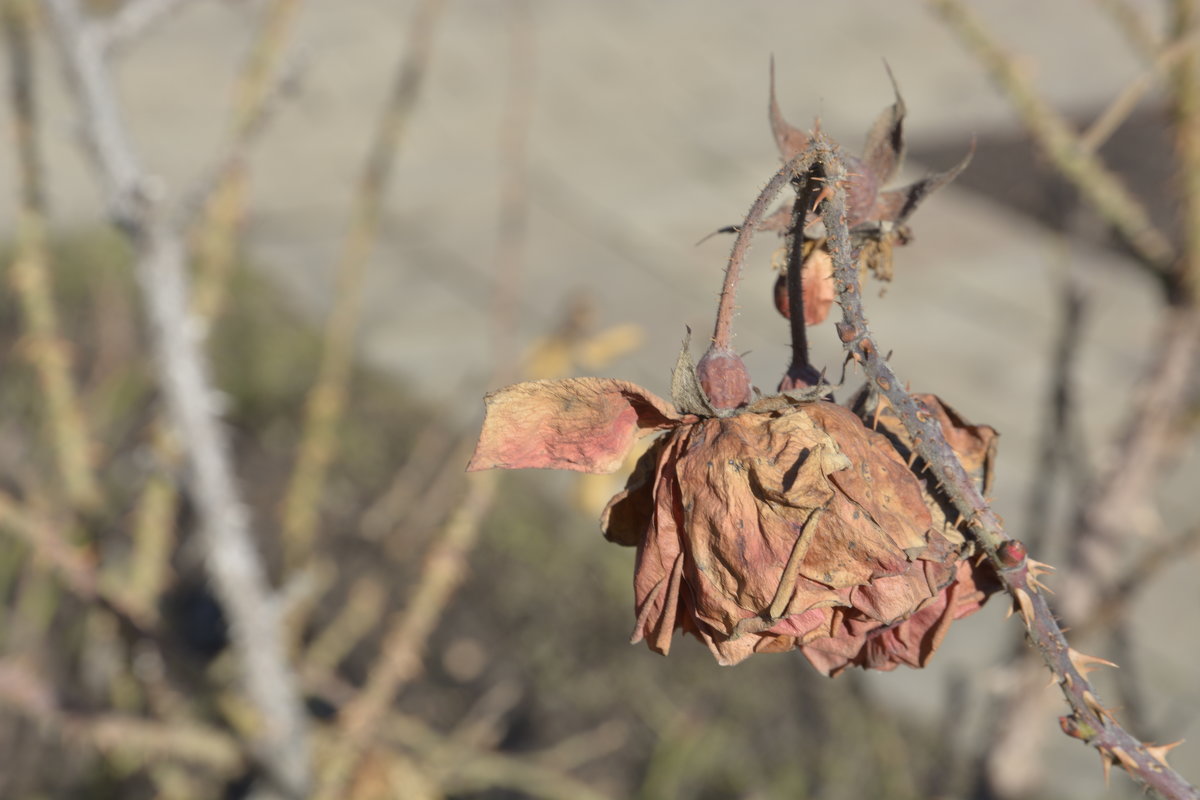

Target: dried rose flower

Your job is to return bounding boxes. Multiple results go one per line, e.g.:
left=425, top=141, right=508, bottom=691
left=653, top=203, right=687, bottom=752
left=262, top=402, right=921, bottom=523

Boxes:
left=468, top=359, right=994, bottom=673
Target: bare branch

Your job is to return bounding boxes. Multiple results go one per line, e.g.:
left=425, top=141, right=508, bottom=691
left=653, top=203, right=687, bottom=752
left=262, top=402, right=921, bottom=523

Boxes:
left=280, top=0, right=447, bottom=571
left=42, top=0, right=311, bottom=795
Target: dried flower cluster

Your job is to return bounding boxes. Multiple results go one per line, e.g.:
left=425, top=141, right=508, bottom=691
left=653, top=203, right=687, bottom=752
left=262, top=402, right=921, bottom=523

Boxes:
left=468, top=66, right=996, bottom=674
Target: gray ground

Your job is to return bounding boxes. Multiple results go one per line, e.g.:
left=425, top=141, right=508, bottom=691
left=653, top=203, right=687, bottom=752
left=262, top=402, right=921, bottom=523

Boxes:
left=4, top=0, right=1198, bottom=796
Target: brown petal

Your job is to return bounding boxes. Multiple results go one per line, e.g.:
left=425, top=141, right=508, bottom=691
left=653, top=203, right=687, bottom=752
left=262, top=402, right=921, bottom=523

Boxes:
left=601, top=438, right=664, bottom=546
left=468, top=378, right=680, bottom=474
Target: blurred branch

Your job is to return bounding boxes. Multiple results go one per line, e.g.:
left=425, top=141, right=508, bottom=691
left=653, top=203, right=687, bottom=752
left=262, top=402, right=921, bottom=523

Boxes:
left=0, top=489, right=151, bottom=628
left=1077, top=522, right=1200, bottom=638
left=314, top=470, right=498, bottom=799
left=280, top=0, right=446, bottom=571
left=928, top=0, right=1179, bottom=283
left=1170, top=0, right=1200, bottom=303
left=387, top=711, right=619, bottom=800
left=0, top=659, right=244, bottom=774
left=1081, top=28, right=1200, bottom=153
left=189, top=0, right=302, bottom=320
left=3, top=0, right=102, bottom=512
left=1094, top=0, right=1163, bottom=61
left=94, top=0, right=197, bottom=54
left=1060, top=307, right=1200, bottom=620
left=42, top=0, right=311, bottom=795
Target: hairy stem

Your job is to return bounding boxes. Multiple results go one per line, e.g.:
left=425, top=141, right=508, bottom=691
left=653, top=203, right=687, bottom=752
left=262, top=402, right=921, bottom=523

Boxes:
left=711, top=151, right=816, bottom=351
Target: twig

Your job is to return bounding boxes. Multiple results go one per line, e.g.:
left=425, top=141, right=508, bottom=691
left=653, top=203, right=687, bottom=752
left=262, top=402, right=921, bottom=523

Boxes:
left=279, top=0, right=446, bottom=571
left=1170, top=0, right=1200, bottom=303
left=0, top=489, right=151, bottom=629
left=0, top=659, right=244, bottom=773
left=812, top=135, right=1199, bottom=799
left=928, top=0, right=1178, bottom=282
left=42, top=1, right=311, bottom=795
left=3, top=0, right=101, bottom=512
left=1059, top=306, right=1200, bottom=621
left=188, top=0, right=302, bottom=320
left=93, top=0, right=196, bottom=54
left=387, top=710, right=618, bottom=800
left=1076, top=523, right=1200, bottom=639
left=1081, top=28, right=1200, bottom=154
left=313, top=470, right=498, bottom=799
left=1094, top=0, right=1163, bottom=62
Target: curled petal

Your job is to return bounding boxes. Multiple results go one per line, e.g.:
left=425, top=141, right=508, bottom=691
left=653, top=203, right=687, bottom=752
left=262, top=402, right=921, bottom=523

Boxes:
left=468, top=378, right=680, bottom=474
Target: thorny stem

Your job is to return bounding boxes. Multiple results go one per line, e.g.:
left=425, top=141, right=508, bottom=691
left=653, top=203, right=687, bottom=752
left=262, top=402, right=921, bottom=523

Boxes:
left=811, top=136, right=1200, bottom=800
left=711, top=151, right=817, bottom=351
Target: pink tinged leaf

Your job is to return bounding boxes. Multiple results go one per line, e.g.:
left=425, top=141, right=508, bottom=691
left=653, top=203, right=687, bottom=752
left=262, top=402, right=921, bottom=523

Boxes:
left=467, top=378, right=679, bottom=474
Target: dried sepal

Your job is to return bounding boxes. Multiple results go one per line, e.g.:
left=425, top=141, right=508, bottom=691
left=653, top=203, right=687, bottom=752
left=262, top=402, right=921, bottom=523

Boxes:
left=769, top=56, right=809, bottom=161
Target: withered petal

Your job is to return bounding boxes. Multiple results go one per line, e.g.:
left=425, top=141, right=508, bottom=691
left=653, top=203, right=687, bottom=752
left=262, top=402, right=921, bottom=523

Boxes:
left=468, top=378, right=680, bottom=474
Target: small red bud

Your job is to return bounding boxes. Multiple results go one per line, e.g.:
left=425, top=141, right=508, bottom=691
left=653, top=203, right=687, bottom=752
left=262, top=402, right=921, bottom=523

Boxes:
left=697, top=346, right=751, bottom=409
left=997, top=539, right=1027, bottom=569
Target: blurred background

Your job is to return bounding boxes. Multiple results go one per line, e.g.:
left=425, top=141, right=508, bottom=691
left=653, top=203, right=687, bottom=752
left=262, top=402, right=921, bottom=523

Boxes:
left=1, top=0, right=1198, bottom=798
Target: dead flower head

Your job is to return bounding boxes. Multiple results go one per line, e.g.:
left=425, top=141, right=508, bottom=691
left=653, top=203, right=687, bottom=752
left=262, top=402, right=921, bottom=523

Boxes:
left=468, top=357, right=997, bottom=673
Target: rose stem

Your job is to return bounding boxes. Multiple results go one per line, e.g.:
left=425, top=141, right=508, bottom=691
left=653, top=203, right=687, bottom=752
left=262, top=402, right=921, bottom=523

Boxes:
left=711, top=150, right=817, bottom=351
left=782, top=164, right=824, bottom=387
left=814, top=133, right=1200, bottom=800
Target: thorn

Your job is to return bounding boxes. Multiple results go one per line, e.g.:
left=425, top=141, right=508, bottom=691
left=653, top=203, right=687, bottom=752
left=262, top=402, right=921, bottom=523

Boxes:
left=1004, top=603, right=1014, bottom=620
left=1081, top=689, right=1116, bottom=722
left=1045, top=671, right=1059, bottom=689
left=1067, top=648, right=1118, bottom=676
left=906, top=451, right=917, bottom=468
left=1013, top=587, right=1035, bottom=627
left=1145, top=740, right=1183, bottom=768
left=1100, top=749, right=1113, bottom=786
left=1111, top=747, right=1137, bottom=774
left=1026, top=558, right=1055, bottom=593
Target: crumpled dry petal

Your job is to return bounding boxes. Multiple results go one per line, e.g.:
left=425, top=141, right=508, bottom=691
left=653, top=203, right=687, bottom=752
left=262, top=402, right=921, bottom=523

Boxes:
left=607, top=401, right=968, bottom=667
left=800, top=558, right=998, bottom=676
left=467, top=378, right=681, bottom=474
